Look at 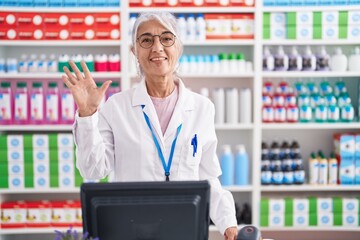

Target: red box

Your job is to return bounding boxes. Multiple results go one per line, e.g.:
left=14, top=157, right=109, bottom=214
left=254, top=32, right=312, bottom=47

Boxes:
left=153, top=0, right=169, bottom=7
left=0, top=26, right=17, bottom=40
left=204, top=0, right=219, bottom=6
left=43, top=13, right=70, bottom=27
left=17, top=12, right=43, bottom=27
left=94, top=13, right=120, bottom=27
left=26, top=201, right=52, bottom=228
left=231, top=14, right=254, bottom=39
left=69, top=13, right=95, bottom=27
left=230, top=0, right=255, bottom=6
left=43, top=26, right=70, bottom=40
left=178, top=0, right=195, bottom=7
left=51, top=200, right=77, bottom=227
left=205, top=14, right=232, bottom=39
left=17, top=26, right=43, bottom=40
left=0, top=12, right=17, bottom=26
left=95, top=26, right=120, bottom=40
left=1, top=201, right=27, bottom=228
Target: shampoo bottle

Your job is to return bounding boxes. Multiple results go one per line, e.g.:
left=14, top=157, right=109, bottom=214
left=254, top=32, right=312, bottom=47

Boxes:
left=330, top=47, right=348, bottom=72
left=348, top=47, right=360, bottom=71
left=234, top=144, right=249, bottom=186
left=220, top=145, right=234, bottom=186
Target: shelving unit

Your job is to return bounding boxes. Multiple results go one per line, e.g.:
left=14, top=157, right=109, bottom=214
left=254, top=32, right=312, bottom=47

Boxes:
left=0, top=1, right=359, bottom=240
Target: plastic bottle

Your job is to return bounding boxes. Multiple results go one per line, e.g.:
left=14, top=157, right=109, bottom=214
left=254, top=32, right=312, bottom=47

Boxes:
left=58, top=54, right=70, bottom=72
left=14, top=82, right=29, bottom=124
left=302, top=46, right=316, bottom=71
left=293, top=153, right=305, bottom=184
left=18, top=54, right=29, bottom=73
left=315, top=104, right=327, bottom=122
left=108, top=53, right=121, bottom=72
left=71, top=54, right=83, bottom=72
left=327, top=104, right=340, bottom=122
left=280, top=140, right=290, bottom=158
left=6, top=58, right=18, bottom=73
left=83, top=53, right=95, bottom=72
left=28, top=54, right=38, bottom=73
left=195, top=14, right=206, bottom=41
left=348, top=47, right=360, bottom=71
left=30, top=82, right=44, bottom=124
left=106, top=82, right=120, bottom=100
left=212, top=88, right=225, bottom=124
left=282, top=154, right=294, bottom=185
left=270, top=140, right=280, bottom=159
left=225, top=88, right=239, bottom=124
left=228, top=53, right=238, bottom=73
left=261, top=153, right=272, bottom=185
left=309, top=152, right=319, bottom=184
left=239, top=88, right=252, bottom=124
left=219, top=53, right=229, bottom=73
left=220, top=145, right=234, bottom=186
left=186, top=14, right=196, bottom=41
left=328, top=152, right=338, bottom=185
left=234, top=144, right=249, bottom=186
left=211, top=54, right=221, bottom=73
left=290, top=140, right=300, bottom=158
left=177, top=14, right=187, bottom=42
left=46, top=82, right=60, bottom=124
left=95, top=54, right=109, bottom=72
left=274, top=46, right=289, bottom=71
left=318, top=151, right=328, bottom=185
left=330, top=47, right=347, bottom=72
left=129, top=13, right=137, bottom=37
left=261, top=141, right=269, bottom=157
left=272, top=164, right=283, bottom=185
left=263, top=46, right=275, bottom=71
left=316, top=46, right=330, bottom=71
left=0, top=82, right=12, bottom=124
left=288, top=46, right=302, bottom=71
left=0, top=58, right=5, bottom=73
left=340, top=104, right=355, bottom=122
left=236, top=53, right=246, bottom=73
left=48, top=54, right=58, bottom=73
left=38, top=54, right=48, bottom=73
left=61, top=83, right=75, bottom=124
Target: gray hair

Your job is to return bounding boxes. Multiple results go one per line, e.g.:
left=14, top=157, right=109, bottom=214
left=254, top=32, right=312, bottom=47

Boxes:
left=131, top=12, right=183, bottom=78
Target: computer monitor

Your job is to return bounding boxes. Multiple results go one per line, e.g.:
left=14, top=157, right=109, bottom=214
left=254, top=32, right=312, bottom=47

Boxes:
left=80, top=180, right=210, bottom=240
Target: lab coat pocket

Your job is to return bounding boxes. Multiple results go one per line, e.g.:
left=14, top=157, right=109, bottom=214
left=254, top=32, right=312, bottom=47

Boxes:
left=178, top=138, right=202, bottom=179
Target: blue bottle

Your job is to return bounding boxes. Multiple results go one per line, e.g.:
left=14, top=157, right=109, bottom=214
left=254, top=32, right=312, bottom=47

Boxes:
left=235, top=144, right=249, bottom=186
left=220, top=145, right=234, bottom=186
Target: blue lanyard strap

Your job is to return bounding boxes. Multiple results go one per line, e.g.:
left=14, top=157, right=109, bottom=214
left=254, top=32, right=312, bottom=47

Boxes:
left=141, top=105, right=182, bottom=181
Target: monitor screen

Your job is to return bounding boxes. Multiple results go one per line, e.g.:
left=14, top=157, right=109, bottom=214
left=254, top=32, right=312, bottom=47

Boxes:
left=80, top=180, right=210, bottom=240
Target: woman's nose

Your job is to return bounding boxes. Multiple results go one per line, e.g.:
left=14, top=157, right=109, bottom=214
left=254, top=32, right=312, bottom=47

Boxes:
left=151, top=36, right=164, bottom=52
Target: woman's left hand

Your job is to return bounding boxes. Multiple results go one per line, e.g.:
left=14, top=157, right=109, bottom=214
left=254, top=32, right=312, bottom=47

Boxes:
left=224, top=226, right=238, bottom=240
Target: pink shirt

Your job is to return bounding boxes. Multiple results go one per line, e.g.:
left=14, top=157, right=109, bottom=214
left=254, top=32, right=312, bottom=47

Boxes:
left=150, top=84, right=179, bottom=135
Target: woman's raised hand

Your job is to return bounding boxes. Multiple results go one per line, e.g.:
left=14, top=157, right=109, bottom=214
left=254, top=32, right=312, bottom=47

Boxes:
left=62, top=60, right=112, bottom=117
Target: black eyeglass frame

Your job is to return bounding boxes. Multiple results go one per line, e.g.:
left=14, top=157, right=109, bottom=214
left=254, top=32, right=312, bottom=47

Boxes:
left=136, top=31, right=176, bottom=49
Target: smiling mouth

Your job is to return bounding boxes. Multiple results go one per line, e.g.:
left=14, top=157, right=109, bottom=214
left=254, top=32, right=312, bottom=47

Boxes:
left=150, top=57, right=167, bottom=61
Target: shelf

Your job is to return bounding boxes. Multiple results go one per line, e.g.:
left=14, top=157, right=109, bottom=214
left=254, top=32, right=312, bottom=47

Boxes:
left=0, top=188, right=80, bottom=194
left=261, top=227, right=360, bottom=232
left=224, top=185, right=253, bottom=192
left=0, top=7, right=121, bottom=12
left=130, top=7, right=255, bottom=13
left=263, top=39, right=360, bottom=46
left=261, top=185, right=360, bottom=192
left=0, top=227, right=82, bottom=235
left=0, top=125, right=72, bottom=131
left=263, top=5, right=360, bottom=12
left=215, top=124, right=254, bottom=130
left=184, top=40, right=255, bottom=46
left=180, top=73, right=254, bottom=78
left=0, top=72, right=122, bottom=79
left=262, top=71, right=360, bottom=78
left=262, top=123, right=360, bottom=130
left=0, top=40, right=121, bottom=46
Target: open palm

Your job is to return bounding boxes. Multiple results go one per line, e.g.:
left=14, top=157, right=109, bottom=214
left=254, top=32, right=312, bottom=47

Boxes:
left=62, top=60, right=112, bottom=117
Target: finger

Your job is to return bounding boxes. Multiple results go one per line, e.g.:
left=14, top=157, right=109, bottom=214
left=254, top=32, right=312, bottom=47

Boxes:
left=99, top=80, right=113, bottom=96
left=63, top=66, right=78, bottom=82
left=62, top=75, right=75, bottom=87
left=80, top=60, right=92, bottom=79
left=69, top=60, right=84, bottom=81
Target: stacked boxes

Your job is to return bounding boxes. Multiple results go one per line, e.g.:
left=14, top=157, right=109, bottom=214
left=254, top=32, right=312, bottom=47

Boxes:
left=261, top=197, right=360, bottom=227
left=0, top=133, right=83, bottom=189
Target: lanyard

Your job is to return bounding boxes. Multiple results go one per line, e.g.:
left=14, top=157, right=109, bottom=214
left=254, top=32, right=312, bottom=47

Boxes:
left=141, top=105, right=182, bottom=181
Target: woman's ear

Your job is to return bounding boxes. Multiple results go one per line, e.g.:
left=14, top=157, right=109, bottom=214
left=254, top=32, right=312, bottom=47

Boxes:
left=131, top=46, right=136, bottom=56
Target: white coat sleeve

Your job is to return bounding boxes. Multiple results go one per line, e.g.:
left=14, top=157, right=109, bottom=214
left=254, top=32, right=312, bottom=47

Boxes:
left=199, top=102, right=238, bottom=235
left=73, top=109, right=115, bottom=180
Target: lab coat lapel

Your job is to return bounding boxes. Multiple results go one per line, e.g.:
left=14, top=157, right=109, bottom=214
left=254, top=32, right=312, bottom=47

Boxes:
left=132, top=80, right=165, bottom=146
left=164, top=79, right=194, bottom=141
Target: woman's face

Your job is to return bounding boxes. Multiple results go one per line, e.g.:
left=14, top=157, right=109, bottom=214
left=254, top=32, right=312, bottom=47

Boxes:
left=134, top=19, right=180, bottom=79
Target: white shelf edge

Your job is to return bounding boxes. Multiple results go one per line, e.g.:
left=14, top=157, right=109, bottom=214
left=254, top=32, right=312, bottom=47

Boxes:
left=0, top=40, right=121, bottom=46
left=0, top=72, right=122, bottom=79
left=263, top=5, right=360, bottom=12
left=180, top=73, right=255, bottom=78
left=262, top=71, right=360, bottom=78
left=0, top=7, right=121, bottom=12
left=130, top=7, right=255, bottom=13
left=0, top=227, right=82, bottom=235
left=183, top=40, right=255, bottom=46
left=215, top=124, right=254, bottom=130
left=0, top=188, right=80, bottom=194
left=261, top=185, right=360, bottom=192
left=261, top=227, right=360, bottom=232
left=261, top=123, right=360, bottom=130
left=262, top=39, right=360, bottom=46
left=0, top=125, right=72, bottom=131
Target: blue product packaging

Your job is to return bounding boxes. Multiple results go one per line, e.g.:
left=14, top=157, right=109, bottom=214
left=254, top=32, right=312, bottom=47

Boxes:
left=263, top=0, right=276, bottom=5
left=63, top=0, right=77, bottom=6
left=304, top=0, right=317, bottom=5
left=33, top=0, right=47, bottom=6
left=3, top=0, right=18, bottom=5
left=78, top=0, right=91, bottom=6
left=220, top=145, right=234, bottom=186
left=92, top=0, right=107, bottom=6
left=318, top=0, right=332, bottom=5
left=234, top=145, right=249, bottom=186
left=18, top=0, right=32, bottom=6
left=276, top=0, right=290, bottom=5
left=291, top=0, right=303, bottom=5
left=333, top=0, right=347, bottom=5
left=48, top=0, right=62, bottom=6
left=108, top=0, right=120, bottom=6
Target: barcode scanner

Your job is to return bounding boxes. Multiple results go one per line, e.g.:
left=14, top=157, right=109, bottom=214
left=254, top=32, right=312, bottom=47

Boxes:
left=237, top=225, right=262, bottom=240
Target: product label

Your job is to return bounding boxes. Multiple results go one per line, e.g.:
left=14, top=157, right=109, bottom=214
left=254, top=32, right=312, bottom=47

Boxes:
left=1, top=208, right=27, bottom=224
left=27, top=208, right=51, bottom=224
left=31, top=93, right=44, bottom=121
left=46, top=94, right=59, bottom=122
left=0, top=92, right=11, bottom=120
left=15, top=93, right=28, bottom=120
left=61, top=93, right=75, bottom=121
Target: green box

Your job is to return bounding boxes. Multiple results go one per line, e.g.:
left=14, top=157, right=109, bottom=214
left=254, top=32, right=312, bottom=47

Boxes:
left=339, top=11, right=348, bottom=26
left=0, top=177, right=8, bottom=188
left=313, top=25, right=322, bottom=39
left=309, top=197, right=317, bottom=214
left=263, top=12, right=271, bottom=27
left=333, top=197, right=343, bottom=214
left=313, top=12, right=322, bottom=26
left=287, top=12, right=296, bottom=26
left=0, top=135, right=7, bottom=150
left=287, top=26, right=296, bottom=39
left=285, top=213, right=293, bottom=227
left=339, top=25, right=348, bottom=39
left=263, top=26, right=270, bottom=40
left=261, top=198, right=269, bottom=215
left=309, top=213, right=317, bottom=226
left=333, top=214, right=343, bottom=226
left=260, top=214, right=269, bottom=227
left=23, top=134, right=33, bottom=149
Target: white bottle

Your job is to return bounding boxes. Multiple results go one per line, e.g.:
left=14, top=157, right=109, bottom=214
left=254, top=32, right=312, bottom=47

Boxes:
left=38, top=54, right=48, bottom=73
left=225, top=88, right=239, bottom=124
left=28, top=54, right=38, bottom=72
left=348, top=47, right=360, bottom=72
left=302, top=46, right=316, bottom=71
left=177, top=14, right=187, bottom=42
left=263, top=46, right=274, bottom=71
left=18, top=54, right=28, bottom=73
left=330, top=47, right=348, bottom=72
left=239, top=88, right=252, bottom=124
left=48, top=54, right=58, bottom=73
left=129, top=14, right=137, bottom=37
left=212, top=88, right=225, bottom=124
left=195, top=14, right=206, bottom=41
left=186, top=14, right=196, bottom=41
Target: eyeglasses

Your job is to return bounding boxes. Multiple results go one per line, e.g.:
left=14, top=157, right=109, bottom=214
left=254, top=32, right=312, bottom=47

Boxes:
left=136, top=32, right=176, bottom=49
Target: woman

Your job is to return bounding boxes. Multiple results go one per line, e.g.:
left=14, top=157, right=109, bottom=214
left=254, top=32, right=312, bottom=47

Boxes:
left=62, top=12, right=238, bottom=240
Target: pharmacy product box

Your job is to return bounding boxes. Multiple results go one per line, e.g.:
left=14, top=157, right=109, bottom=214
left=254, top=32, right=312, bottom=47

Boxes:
left=43, top=13, right=70, bottom=27
left=63, top=0, right=77, bottom=6
left=270, top=26, right=286, bottom=39
left=93, top=0, right=108, bottom=6
left=313, top=25, right=322, bottom=39
left=263, top=26, right=270, bottom=39
left=94, top=26, right=120, bottom=40
left=57, top=134, right=73, bottom=148
left=317, top=212, right=333, bottom=226
left=51, top=201, right=77, bottom=227
left=69, top=13, right=94, bottom=27
left=263, top=12, right=270, bottom=27
left=205, top=14, right=232, bottom=39
left=0, top=26, right=16, bottom=40
left=58, top=148, right=74, bottom=162
left=8, top=162, right=24, bottom=175
left=348, top=25, right=360, bottom=40
left=342, top=213, right=359, bottom=226
left=34, top=175, right=50, bottom=188
left=296, top=11, right=313, bottom=25
left=48, top=0, right=63, bottom=6
left=34, top=161, right=49, bottom=175
left=74, top=201, right=82, bottom=226
left=17, top=12, right=43, bottom=27
left=18, top=0, right=32, bottom=6
left=348, top=11, right=360, bottom=25
left=263, top=0, right=276, bottom=5
left=275, top=0, right=289, bottom=6
left=33, top=134, right=49, bottom=149
left=0, top=201, right=27, bottom=228
left=338, top=11, right=348, bottom=26
left=95, top=13, right=120, bottom=27
left=355, top=134, right=360, bottom=184
left=293, top=198, right=309, bottom=214
left=108, top=0, right=120, bottom=6
left=59, top=174, right=75, bottom=188
left=333, top=197, right=360, bottom=214
left=230, top=0, right=254, bottom=6
left=26, top=201, right=52, bottom=227
left=8, top=174, right=24, bottom=189
left=6, top=135, right=24, bottom=149
left=8, top=149, right=24, bottom=163
left=43, top=27, right=69, bottom=40
left=59, top=161, right=74, bottom=175
left=33, top=149, right=49, bottom=163
left=69, top=25, right=87, bottom=40
left=231, top=14, right=254, bottom=39
left=293, top=213, right=309, bottom=226
left=78, top=0, right=92, bottom=6
left=33, top=0, right=47, bottom=6
left=322, top=25, right=338, bottom=40
left=317, top=197, right=333, bottom=213
left=322, top=11, right=339, bottom=25
left=269, top=199, right=285, bottom=214
left=17, top=27, right=44, bottom=40
left=0, top=12, right=17, bottom=26
left=269, top=213, right=285, bottom=227
left=296, top=25, right=313, bottom=40
left=270, top=12, right=286, bottom=26
left=334, top=133, right=355, bottom=160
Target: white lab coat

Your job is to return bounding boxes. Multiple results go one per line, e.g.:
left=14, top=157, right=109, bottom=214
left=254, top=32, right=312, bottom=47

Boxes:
left=73, top=78, right=237, bottom=234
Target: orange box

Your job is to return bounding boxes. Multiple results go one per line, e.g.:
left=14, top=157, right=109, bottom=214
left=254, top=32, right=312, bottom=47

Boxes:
left=17, top=26, right=43, bottom=40
left=43, top=13, right=70, bottom=27
left=1, top=201, right=27, bottom=228
left=0, top=26, right=17, bottom=40
left=26, top=201, right=52, bottom=228
left=0, top=12, right=17, bottom=26
left=17, top=12, right=43, bottom=27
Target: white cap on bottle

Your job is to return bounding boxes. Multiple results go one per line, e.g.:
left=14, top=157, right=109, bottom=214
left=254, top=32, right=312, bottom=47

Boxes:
left=95, top=54, right=108, bottom=62
left=108, top=53, right=120, bottom=62
left=58, top=54, right=70, bottom=62
left=71, top=54, right=82, bottom=62
left=222, top=145, right=232, bottom=154
left=236, top=144, right=246, bottom=154
left=83, top=54, right=94, bottom=62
